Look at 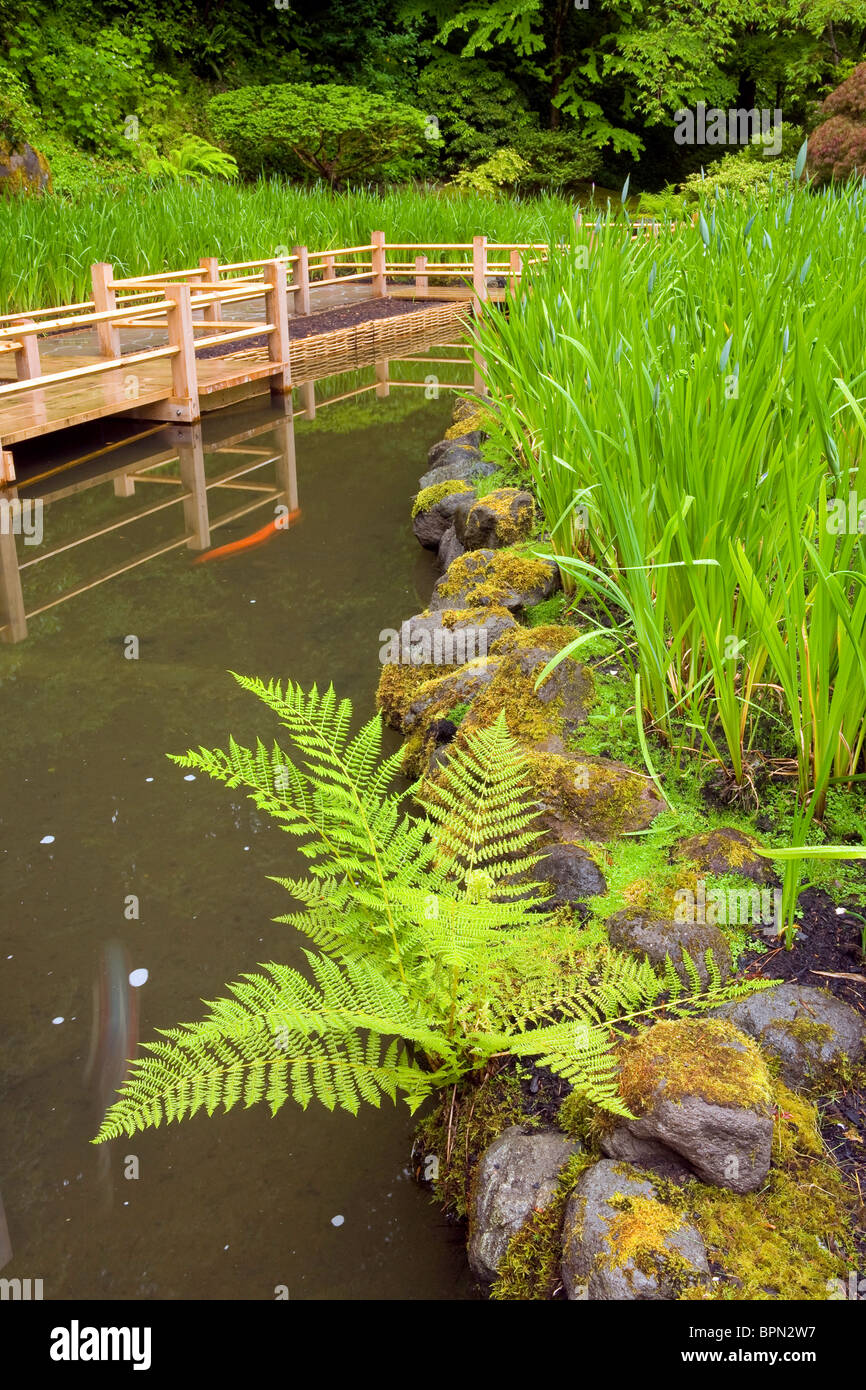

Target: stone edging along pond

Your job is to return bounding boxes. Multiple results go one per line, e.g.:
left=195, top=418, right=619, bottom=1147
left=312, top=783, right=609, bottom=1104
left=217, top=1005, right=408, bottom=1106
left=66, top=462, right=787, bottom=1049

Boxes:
left=372, top=394, right=866, bottom=1302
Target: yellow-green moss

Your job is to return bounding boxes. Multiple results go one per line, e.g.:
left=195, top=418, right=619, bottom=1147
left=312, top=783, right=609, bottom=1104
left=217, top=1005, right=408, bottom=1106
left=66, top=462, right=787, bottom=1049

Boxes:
left=375, top=661, right=439, bottom=726
left=490, top=624, right=582, bottom=657
left=445, top=409, right=487, bottom=439
left=617, top=1018, right=773, bottom=1116
left=438, top=550, right=553, bottom=609
left=465, top=489, right=536, bottom=545
left=600, top=1193, right=700, bottom=1293
left=524, top=748, right=653, bottom=839
left=411, top=479, right=473, bottom=518
left=491, top=1152, right=594, bottom=1300
left=438, top=604, right=511, bottom=629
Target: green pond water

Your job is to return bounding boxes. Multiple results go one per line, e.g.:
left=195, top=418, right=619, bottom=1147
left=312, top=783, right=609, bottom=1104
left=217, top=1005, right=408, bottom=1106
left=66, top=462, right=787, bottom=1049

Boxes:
left=0, top=380, right=476, bottom=1299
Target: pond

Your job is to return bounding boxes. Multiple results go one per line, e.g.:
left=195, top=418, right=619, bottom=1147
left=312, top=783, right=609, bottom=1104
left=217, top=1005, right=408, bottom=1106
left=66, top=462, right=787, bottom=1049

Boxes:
left=0, top=368, right=477, bottom=1299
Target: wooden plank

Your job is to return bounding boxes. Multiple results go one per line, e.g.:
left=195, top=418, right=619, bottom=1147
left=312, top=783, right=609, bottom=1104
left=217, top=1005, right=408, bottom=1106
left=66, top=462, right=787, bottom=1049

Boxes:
left=91, top=263, right=121, bottom=359
left=263, top=260, right=291, bottom=395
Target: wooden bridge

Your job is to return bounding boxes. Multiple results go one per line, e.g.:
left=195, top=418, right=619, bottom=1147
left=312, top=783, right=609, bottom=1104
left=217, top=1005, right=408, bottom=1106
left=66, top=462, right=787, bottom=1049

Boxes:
left=0, top=234, right=553, bottom=483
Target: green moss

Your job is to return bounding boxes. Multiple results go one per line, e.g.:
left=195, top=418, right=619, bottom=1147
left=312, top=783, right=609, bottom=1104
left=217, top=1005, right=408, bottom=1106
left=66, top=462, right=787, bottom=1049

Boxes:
left=464, top=489, right=536, bottom=545
left=490, top=623, right=582, bottom=657
left=491, top=1152, right=593, bottom=1300
left=445, top=408, right=487, bottom=440
left=602, top=1194, right=699, bottom=1294
left=411, top=479, right=472, bottom=518
left=617, top=1018, right=773, bottom=1116
left=524, top=594, right=567, bottom=627
left=413, top=1068, right=536, bottom=1221
left=445, top=702, right=470, bottom=726
left=375, top=661, right=439, bottom=726
left=524, top=748, right=651, bottom=839
left=437, top=549, right=553, bottom=609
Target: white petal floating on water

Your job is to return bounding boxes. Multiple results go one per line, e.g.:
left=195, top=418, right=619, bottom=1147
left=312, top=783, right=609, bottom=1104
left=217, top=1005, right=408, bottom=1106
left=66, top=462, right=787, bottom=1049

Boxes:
left=129, top=968, right=149, bottom=988
left=52, top=1017, right=64, bottom=1025
left=183, top=775, right=196, bottom=782
left=331, top=1215, right=345, bottom=1227
left=40, top=835, right=55, bottom=844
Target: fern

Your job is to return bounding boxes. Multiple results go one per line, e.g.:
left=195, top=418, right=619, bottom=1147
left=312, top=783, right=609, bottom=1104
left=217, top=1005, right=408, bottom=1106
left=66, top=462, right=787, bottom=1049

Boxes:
left=94, top=678, right=777, bottom=1143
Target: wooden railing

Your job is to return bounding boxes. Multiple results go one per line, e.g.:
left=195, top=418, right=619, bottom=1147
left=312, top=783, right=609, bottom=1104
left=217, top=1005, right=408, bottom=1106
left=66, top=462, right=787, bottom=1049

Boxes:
left=0, top=221, right=689, bottom=483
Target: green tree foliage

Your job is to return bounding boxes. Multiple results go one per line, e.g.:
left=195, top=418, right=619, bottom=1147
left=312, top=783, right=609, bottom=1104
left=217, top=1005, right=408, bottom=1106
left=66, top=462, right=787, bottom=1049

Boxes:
left=93, top=679, right=769, bottom=1142
left=208, top=82, right=433, bottom=183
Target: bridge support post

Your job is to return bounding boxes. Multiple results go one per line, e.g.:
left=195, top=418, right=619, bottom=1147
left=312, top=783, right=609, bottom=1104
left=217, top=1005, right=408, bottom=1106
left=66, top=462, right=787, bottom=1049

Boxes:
left=177, top=423, right=210, bottom=550
left=509, top=249, right=522, bottom=293
left=375, top=358, right=390, bottom=398
left=292, top=246, right=311, bottom=317
left=198, top=257, right=223, bottom=323
left=14, top=322, right=41, bottom=381
left=263, top=260, right=292, bottom=396
left=91, top=263, right=121, bottom=358
left=472, top=235, right=488, bottom=316
left=415, top=255, right=428, bottom=296
left=0, top=515, right=26, bottom=643
left=165, top=283, right=200, bottom=423
left=371, top=230, right=387, bottom=298
left=0, top=442, right=15, bottom=486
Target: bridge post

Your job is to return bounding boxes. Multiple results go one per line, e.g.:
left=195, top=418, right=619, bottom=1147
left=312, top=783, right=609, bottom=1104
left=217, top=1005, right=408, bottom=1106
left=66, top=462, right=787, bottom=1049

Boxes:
left=177, top=423, right=210, bottom=550
left=165, top=283, right=200, bottom=423
left=375, top=358, right=390, bottom=398
left=14, top=323, right=41, bottom=381
left=292, top=246, right=311, bottom=317
left=371, top=230, right=387, bottom=298
left=472, top=235, right=488, bottom=316
left=0, top=442, right=14, bottom=486
left=509, top=249, right=522, bottom=293
left=0, top=514, right=27, bottom=643
left=414, top=255, right=428, bottom=296
left=263, top=259, right=292, bottom=396
left=198, top=257, right=223, bottom=323
left=91, top=263, right=121, bottom=358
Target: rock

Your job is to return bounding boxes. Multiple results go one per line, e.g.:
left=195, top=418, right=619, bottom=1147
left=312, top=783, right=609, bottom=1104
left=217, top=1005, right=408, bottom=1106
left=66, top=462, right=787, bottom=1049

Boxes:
left=561, top=1160, right=709, bottom=1301
left=452, top=397, right=481, bottom=425
left=508, top=842, right=607, bottom=910
left=385, top=608, right=516, bottom=668
left=709, top=983, right=866, bottom=1090
left=436, top=523, right=465, bottom=570
left=524, top=748, right=666, bottom=842
left=457, top=637, right=594, bottom=747
left=0, top=141, right=51, bottom=196
left=671, top=827, right=776, bottom=885
left=606, top=911, right=733, bottom=986
left=427, top=432, right=484, bottom=469
left=401, top=658, right=502, bottom=732
left=429, top=549, right=560, bottom=613
left=419, top=447, right=496, bottom=492
left=468, top=1126, right=581, bottom=1282
left=412, top=486, right=473, bottom=549
left=453, top=489, right=536, bottom=550
left=600, top=1019, right=774, bottom=1194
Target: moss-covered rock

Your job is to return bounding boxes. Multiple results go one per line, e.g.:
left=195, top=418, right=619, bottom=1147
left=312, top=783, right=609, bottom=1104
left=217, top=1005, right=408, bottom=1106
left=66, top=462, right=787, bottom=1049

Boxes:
left=709, top=983, right=865, bottom=1092
left=0, top=140, right=51, bottom=196
left=600, top=1019, right=775, bottom=1193
left=454, top=488, right=536, bottom=550
left=430, top=548, right=560, bottom=613
left=561, top=1159, right=709, bottom=1300
left=524, top=748, right=666, bottom=842
left=375, top=660, right=440, bottom=728
left=606, top=909, right=733, bottom=986
left=671, top=827, right=776, bottom=886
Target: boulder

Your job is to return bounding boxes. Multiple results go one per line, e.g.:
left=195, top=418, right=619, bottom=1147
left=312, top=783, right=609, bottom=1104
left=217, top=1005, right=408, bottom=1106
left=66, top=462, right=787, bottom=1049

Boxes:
left=427, top=432, right=484, bottom=469
left=561, top=1160, right=709, bottom=1301
left=453, top=489, right=536, bottom=550
left=671, top=827, right=776, bottom=886
left=606, top=911, right=733, bottom=986
left=468, top=1126, right=581, bottom=1282
left=508, top=842, right=607, bottom=910
left=524, top=748, right=666, bottom=842
left=391, top=608, right=517, bottom=667
left=600, top=1019, right=774, bottom=1194
left=412, top=485, right=473, bottom=549
left=401, top=657, right=502, bottom=733
left=457, top=637, right=594, bottom=747
left=419, top=448, right=496, bottom=492
left=709, top=983, right=865, bottom=1090
left=437, top=523, right=465, bottom=570
left=429, top=549, right=560, bottom=613
left=0, top=141, right=51, bottom=196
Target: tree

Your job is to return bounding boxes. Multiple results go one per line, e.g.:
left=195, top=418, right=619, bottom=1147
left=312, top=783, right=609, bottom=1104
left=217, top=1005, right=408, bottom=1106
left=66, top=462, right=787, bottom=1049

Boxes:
left=207, top=82, right=432, bottom=183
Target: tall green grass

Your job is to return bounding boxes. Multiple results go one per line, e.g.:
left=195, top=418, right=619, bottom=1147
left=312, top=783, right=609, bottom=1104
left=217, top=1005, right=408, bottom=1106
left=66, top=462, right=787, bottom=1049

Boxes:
left=473, top=180, right=866, bottom=935
left=0, top=178, right=575, bottom=311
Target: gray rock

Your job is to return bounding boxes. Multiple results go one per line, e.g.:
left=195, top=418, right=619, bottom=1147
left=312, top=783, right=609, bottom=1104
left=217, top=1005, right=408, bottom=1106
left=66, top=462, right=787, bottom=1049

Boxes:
left=402, top=658, right=502, bottom=732
left=709, top=983, right=865, bottom=1090
left=454, top=489, right=536, bottom=551
left=427, top=432, right=484, bottom=469
left=419, top=447, right=496, bottom=492
left=600, top=1025, right=773, bottom=1194
left=671, top=827, right=777, bottom=886
left=396, top=609, right=517, bottom=666
left=526, top=750, right=667, bottom=843
left=561, top=1160, right=709, bottom=1301
left=436, top=523, right=465, bottom=571
left=606, top=911, right=733, bottom=986
left=429, top=549, right=560, bottom=613
left=507, top=842, right=607, bottom=910
left=468, top=1126, right=581, bottom=1282
left=0, top=142, right=51, bottom=196
left=412, top=489, right=472, bottom=549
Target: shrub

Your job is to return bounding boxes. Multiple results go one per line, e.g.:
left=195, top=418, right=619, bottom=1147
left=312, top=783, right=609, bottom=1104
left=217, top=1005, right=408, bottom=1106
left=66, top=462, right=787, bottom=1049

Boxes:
left=452, top=147, right=530, bottom=195
left=511, top=128, right=601, bottom=191
left=207, top=82, right=432, bottom=183
left=808, top=65, right=866, bottom=183
left=416, top=56, right=533, bottom=171
left=145, top=136, right=238, bottom=184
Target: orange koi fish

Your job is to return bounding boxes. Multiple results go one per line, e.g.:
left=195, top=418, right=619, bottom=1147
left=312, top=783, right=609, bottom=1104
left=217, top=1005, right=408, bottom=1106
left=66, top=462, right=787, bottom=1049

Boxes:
left=194, top=508, right=301, bottom=564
